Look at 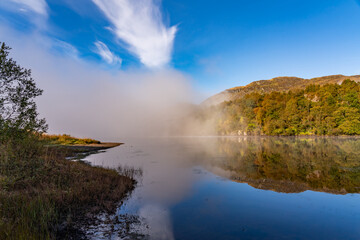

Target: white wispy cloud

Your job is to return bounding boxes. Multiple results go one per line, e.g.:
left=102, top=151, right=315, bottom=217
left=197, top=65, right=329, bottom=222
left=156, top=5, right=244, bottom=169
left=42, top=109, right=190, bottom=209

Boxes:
left=92, top=0, right=177, bottom=69
left=94, top=41, right=122, bottom=65
left=10, top=0, right=48, bottom=16
left=51, top=39, right=79, bottom=59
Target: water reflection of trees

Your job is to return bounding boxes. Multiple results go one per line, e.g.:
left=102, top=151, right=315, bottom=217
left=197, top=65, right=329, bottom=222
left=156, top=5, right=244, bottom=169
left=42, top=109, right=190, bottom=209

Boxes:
left=208, top=137, right=360, bottom=194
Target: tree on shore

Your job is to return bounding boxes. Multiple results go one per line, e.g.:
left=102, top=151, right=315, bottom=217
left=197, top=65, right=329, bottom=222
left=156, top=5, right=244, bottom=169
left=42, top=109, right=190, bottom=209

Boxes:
left=0, top=42, right=47, bottom=139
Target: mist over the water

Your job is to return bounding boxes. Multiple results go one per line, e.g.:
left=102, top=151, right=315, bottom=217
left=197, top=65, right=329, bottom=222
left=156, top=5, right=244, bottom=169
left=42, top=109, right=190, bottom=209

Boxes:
left=0, top=25, right=203, bottom=141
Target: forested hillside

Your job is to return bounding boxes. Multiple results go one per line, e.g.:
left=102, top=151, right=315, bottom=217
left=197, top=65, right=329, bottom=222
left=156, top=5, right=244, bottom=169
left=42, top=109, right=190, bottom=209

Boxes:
left=215, top=79, right=360, bottom=135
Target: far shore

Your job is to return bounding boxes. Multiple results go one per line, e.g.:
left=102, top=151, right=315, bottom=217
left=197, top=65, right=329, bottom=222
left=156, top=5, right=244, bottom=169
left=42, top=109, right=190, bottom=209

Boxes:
left=218, top=134, right=360, bottom=138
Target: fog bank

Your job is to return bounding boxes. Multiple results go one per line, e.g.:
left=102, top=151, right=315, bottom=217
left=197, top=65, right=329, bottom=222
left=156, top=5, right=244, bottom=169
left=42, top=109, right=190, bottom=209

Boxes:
left=0, top=26, right=197, bottom=141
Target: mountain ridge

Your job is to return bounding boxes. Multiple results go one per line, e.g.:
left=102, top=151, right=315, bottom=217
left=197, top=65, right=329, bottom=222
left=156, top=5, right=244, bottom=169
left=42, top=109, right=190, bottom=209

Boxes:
left=203, top=74, right=360, bottom=106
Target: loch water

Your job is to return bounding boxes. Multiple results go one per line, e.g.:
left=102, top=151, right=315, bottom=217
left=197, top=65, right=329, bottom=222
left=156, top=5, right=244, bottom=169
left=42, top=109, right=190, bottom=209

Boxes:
left=84, top=137, right=360, bottom=240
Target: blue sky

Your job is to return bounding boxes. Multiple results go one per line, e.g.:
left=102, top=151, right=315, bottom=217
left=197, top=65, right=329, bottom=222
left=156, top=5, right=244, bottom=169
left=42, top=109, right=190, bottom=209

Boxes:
left=1, top=0, right=360, bottom=95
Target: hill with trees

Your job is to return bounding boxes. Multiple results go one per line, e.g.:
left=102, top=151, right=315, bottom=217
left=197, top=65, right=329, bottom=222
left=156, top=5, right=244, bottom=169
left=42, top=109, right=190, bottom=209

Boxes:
left=215, top=79, right=360, bottom=135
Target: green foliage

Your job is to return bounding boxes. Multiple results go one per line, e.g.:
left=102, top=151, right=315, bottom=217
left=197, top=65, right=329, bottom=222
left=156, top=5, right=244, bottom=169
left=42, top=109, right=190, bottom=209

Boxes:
left=0, top=42, right=47, bottom=140
left=216, top=80, right=360, bottom=136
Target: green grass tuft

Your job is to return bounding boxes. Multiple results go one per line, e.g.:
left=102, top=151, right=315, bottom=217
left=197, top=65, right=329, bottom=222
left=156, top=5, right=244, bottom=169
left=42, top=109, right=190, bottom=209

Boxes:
left=40, top=134, right=101, bottom=145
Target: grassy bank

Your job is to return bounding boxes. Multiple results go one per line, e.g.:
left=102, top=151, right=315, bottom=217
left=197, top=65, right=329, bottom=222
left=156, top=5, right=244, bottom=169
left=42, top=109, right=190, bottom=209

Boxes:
left=40, top=134, right=101, bottom=145
left=0, top=134, right=135, bottom=239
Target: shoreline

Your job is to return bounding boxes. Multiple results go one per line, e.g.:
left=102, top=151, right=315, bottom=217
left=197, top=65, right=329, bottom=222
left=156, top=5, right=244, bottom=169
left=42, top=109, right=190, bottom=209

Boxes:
left=54, top=142, right=134, bottom=238
left=165, top=135, right=360, bottom=139
left=0, top=140, right=136, bottom=239
left=207, top=135, right=360, bottom=138
left=60, top=142, right=123, bottom=153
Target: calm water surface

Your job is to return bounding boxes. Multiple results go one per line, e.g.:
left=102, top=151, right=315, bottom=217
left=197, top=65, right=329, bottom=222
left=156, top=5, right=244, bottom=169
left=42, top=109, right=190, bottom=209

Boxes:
left=84, top=137, right=360, bottom=240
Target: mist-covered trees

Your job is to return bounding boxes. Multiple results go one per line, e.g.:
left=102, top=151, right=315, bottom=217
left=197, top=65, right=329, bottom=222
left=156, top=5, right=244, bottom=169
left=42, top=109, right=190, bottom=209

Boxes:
left=0, top=42, right=47, bottom=139
left=216, top=80, right=360, bottom=135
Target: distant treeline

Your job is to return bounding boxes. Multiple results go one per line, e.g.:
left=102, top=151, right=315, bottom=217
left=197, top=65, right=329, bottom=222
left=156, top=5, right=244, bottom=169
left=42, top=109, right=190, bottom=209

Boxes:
left=215, top=79, right=360, bottom=135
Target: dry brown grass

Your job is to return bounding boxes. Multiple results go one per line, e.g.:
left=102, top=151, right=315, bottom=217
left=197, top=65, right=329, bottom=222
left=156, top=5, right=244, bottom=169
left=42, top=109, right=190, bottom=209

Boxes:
left=0, top=138, right=135, bottom=239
